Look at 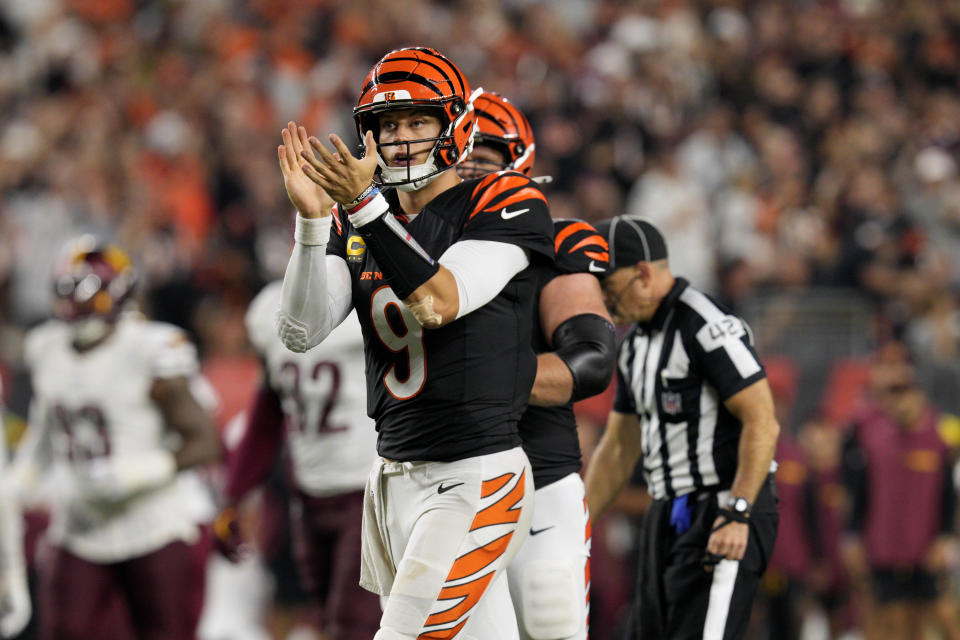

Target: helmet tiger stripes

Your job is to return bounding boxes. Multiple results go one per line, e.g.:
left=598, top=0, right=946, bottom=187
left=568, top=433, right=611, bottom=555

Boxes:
left=459, top=91, right=536, bottom=179
left=354, top=47, right=480, bottom=191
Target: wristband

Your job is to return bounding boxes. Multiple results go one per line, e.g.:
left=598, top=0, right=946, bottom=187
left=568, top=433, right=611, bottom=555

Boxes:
left=716, top=507, right=750, bottom=525
left=345, top=190, right=379, bottom=214
left=348, top=190, right=390, bottom=227
left=294, top=215, right=332, bottom=246
left=344, top=182, right=376, bottom=208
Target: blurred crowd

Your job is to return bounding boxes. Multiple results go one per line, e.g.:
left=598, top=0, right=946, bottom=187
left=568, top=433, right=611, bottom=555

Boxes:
left=2, top=0, right=960, bottom=638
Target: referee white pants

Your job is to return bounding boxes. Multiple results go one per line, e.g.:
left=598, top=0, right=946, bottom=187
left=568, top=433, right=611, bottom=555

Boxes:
left=361, top=446, right=534, bottom=640
left=506, top=472, right=591, bottom=640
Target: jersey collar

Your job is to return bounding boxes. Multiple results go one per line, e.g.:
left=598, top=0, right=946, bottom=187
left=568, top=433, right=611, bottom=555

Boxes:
left=384, top=187, right=414, bottom=223
left=647, top=277, right=689, bottom=331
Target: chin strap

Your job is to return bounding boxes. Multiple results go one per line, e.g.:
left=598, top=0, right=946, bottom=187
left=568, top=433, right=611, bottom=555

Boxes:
left=380, top=157, right=443, bottom=192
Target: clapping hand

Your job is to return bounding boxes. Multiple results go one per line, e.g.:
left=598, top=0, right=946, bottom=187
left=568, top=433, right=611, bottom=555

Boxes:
left=300, top=130, right=379, bottom=206
left=278, top=122, right=335, bottom=219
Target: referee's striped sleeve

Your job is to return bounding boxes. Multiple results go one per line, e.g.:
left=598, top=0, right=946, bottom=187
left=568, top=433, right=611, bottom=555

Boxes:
left=680, top=288, right=765, bottom=401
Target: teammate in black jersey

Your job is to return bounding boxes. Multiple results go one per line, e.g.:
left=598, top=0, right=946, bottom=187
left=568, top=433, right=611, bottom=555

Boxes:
left=459, top=91, right=616, bottom=640
left=275, top=48, right=553, bottom=640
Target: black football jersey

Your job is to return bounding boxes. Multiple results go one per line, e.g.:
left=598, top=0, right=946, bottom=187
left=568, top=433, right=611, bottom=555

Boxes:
left=326, top=171, right=554, bottom=462
left=520, top=219, right=610, bottom=489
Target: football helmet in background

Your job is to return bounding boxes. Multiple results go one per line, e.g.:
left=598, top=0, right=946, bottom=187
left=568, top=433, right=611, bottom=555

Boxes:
left=52, top=235, right=136, bottom=345
left=459, top=91, right=536, bottom=180
left=354, top=46, right=480, bottom=191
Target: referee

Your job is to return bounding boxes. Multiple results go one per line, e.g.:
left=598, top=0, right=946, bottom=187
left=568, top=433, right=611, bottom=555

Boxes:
left=584, top=215, right=779, bottom=640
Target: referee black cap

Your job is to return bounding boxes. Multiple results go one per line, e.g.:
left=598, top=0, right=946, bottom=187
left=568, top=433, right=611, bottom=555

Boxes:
left=594, top=215, right=668, bottom=271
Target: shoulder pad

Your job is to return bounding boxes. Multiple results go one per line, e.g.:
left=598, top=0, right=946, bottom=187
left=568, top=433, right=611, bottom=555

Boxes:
left=23, top=321, right=65, bottom=371
left=467, top=170, right=547, bottom=222
left=553, top=218, right=610, bottom=275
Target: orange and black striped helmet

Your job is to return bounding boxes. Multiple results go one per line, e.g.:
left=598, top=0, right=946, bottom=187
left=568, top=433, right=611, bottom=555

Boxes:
left=354, top=47, right=479, bottom=190
left=52, top=235, right=137, bottom=322
left=460, top=91, right=536, bottom=179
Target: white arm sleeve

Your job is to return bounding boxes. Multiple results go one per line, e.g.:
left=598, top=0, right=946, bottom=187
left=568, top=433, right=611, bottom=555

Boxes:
left=0, top=444, right=30, bottom=638
left=0, top=437, right=22, bottom=569
left=0, top=469, right=27, bottom=576
left=0, top=412, right=31, bottom=639
left=440, top=239, right=530, bottom=320
left=8, top=400, right=52, bottom=499
left=277, top=217, right=353, bottom=353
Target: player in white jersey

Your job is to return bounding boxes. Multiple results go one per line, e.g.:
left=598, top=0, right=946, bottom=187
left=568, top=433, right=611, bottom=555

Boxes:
left=11, top=237, right=222, bottom=640
left=0, top=378, right=32, bottom=639
left=213, top=280, right=381, bottom=639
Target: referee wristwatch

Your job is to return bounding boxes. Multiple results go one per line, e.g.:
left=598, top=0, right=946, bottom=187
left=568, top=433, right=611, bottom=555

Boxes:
left=725, top=496, right=752, bottom=517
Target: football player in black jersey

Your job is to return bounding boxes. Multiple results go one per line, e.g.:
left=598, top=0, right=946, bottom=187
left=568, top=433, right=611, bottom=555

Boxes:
left=275, top=48, right=554, bottom=639
left=459, top=91, right=616, bottom=640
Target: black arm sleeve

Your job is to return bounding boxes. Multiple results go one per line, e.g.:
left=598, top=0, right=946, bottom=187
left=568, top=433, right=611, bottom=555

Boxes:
left=842, top=428, right=868, bottom=534
left=940, top=459, right=956, bottom=534
left=552, top=313, right=616, bottom=403
left=355, top=212, right=439, bottom=300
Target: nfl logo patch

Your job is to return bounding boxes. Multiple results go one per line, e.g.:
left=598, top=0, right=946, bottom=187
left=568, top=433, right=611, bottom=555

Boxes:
left=662, top=391, right=682, bottom=415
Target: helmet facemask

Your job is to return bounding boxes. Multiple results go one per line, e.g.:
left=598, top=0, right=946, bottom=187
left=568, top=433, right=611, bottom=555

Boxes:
left=357, top=92, right=480, bottom=192
left=458, top=137, right=515, bottom=180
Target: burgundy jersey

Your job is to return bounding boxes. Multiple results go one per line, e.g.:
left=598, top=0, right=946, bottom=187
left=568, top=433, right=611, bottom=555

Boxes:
left=767, top=437, right=815, bottom=579
left=519, top=219, right=610, bottom=489
left=810, top=464, right=848, bottom=592
left=326, top=171, right=554, bottom=462
left=846, top=405, right=955, bottom=567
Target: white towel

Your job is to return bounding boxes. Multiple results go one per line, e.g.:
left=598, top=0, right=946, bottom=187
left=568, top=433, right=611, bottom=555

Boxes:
left=359, top=458, right=395, bottom=595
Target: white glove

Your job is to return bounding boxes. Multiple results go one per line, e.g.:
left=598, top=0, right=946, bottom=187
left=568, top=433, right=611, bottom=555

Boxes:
left=0, top=567, right=30, bottom=638
left=80, top=450, right=177, bottom=501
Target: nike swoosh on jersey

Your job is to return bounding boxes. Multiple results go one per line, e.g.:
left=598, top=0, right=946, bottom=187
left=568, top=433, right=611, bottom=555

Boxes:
left=438, top=482, right=464, bottom=494
left=529, top=526, right=555, bottom=536
left=500, top=207, right=530, bottom=220
left=588, top=261, right=606, bottom=273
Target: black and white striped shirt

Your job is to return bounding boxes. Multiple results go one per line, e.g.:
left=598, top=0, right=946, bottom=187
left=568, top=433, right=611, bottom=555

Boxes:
left=613, top=278, right=766, bottom=500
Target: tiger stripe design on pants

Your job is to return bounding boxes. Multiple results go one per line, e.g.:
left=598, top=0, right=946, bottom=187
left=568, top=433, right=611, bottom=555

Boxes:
left=363, top=447, right=533, bottom=640
left=505, top=472, right=591, bottom=640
